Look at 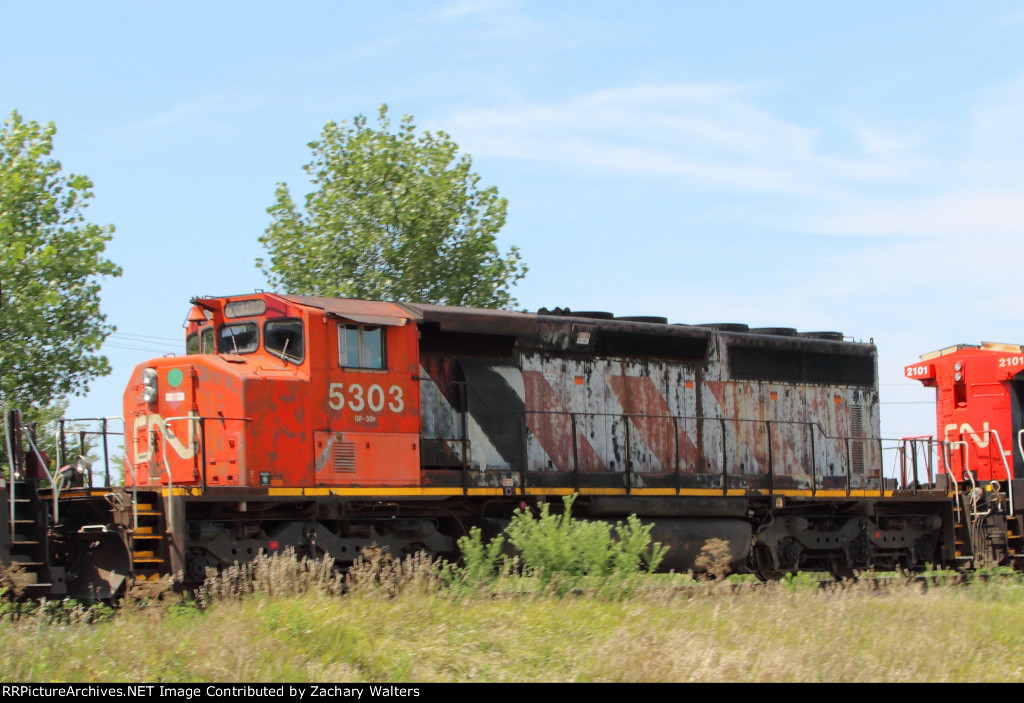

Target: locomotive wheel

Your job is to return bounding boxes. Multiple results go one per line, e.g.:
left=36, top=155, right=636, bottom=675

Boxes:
left=752, top=544, right=787, bottom=581
left=827, top=557, right=857, bottom=581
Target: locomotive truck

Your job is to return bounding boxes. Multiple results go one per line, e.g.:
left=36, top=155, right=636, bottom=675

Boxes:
left=1, top=292, right=1021, bottom=598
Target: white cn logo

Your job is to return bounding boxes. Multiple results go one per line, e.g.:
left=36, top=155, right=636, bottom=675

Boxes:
left=945, top=422, right=991, bottom=448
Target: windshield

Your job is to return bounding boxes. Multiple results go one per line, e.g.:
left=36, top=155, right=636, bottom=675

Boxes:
left=217, top=323, right=259, bottom=354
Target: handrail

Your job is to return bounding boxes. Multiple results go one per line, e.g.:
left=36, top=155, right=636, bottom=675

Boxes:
left=164, top=414, right=252, bottom=494
left=947, top=440, right=971, bottom=517
left=151, top=416, right=189, bottom=536
left=894, top=435, right=936, bottom=489
left=516, top=408, right=874, bottom=495
left=3, top=403, right=17, bottom=542
left=58, top=416, right=126, bottom=488
left=21, top=429, right=59, bottom=525
left=985, top=429, right=1014, bottom=516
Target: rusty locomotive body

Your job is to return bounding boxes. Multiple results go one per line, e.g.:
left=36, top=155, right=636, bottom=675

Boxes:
left=3, top=292, right=1022, bottom=597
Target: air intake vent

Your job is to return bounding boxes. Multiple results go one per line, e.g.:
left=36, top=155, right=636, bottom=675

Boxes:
left=728, top=346, right=875, bottom=387
left=334, top=442, right=356, bottom=473
left=850, top=404, right=864, bottom=476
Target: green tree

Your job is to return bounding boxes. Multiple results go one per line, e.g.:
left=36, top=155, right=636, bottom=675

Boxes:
left=0, top=111, right=121, bottom=419
left=257, top=105, right=526, bottom=308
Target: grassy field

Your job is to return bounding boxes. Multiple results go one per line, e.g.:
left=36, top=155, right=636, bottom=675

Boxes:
left=3, top=571, right=1024, bottom=683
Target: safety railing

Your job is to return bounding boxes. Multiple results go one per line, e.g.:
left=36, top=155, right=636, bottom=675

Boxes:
left=0, top=406, right=59, bottom=536
left=987, top=429, right=1014, bottom=516
left=891, top=435, right=943, bottom=494
left=57, top=416, right=125, bottom=488
left=3, top=404, right=17, bottom=541
left=21, top=429, right=60, bottom=525
left=435, top=407, right=884, bottom=498
left=161, top=414, right=253, bottom=493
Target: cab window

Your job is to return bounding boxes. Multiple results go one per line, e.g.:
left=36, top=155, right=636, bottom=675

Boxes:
left=265, top=319, right=305, bottom=363
left=188, top=327, right=216, bottom=354
left=339, top=324, right=385, bottom=369
left=218, top=323, right=259, bottom=354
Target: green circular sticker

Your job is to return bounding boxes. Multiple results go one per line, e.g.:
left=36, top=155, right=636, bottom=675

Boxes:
left=167, top=369, right=184, bottom=387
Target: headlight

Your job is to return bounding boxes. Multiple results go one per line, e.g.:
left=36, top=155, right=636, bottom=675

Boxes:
left=142, top=367, right=158, bottom=404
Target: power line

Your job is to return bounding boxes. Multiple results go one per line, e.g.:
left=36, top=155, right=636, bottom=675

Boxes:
left=110, top=332, right=182, bottom=343
left=104, top=342, right=179, bottom=354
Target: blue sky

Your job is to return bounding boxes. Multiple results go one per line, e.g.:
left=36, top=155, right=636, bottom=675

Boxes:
left=4, top=1, right=1024, bottom=452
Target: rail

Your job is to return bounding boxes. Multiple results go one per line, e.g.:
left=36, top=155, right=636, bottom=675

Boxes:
left=3, top=403, right=17, bottom=542
left=2, top=406, right=63, bottom=532
left=163, top=414, right=252, bottom=493
left=57, top=416, right=125, bottom=488
left=449, top=380, right=885, bottom=497
left=946, top=440, right=976, bottom=519
left=39, top=405, right=888, bottom=500
left=21, top=430, right=60, bottom=525
left=894, top=436, right=936, bottom=491
left=154, top=415, right=192, bottom=536
left=986, top=429, right=1014, bottom=516
left=502, top=408, right=883, bottom=498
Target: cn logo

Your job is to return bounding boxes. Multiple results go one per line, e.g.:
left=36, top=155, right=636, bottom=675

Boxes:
left=944, top=421, right=991, bottom=448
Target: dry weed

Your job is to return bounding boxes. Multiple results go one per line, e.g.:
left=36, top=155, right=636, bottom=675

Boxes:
left=198, top=548, right=344, bottom=605
left=694, top=538, right=732, bottom=579
left=344, top=546, right=448, bottom=597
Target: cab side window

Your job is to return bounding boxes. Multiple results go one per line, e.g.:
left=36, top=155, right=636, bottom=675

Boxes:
left=265, top=319, right=305, bottom=363
left=339, top=324, right=385, bottom=369
left=189, top=327, right=216, bottom=354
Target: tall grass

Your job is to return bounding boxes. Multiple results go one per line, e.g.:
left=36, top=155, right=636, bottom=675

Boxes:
left=5, top=503, right=1024, bottom=682
left=3, top=571, right=1024, bottom=682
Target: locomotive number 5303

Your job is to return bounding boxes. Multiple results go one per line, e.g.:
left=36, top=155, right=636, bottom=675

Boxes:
left=328, top=383, right=405, bottom=413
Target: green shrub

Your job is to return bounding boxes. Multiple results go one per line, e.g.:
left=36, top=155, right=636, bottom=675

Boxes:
left=455, top=527, right=506, bottom=589
left=457, top=495, right=667, bottom=594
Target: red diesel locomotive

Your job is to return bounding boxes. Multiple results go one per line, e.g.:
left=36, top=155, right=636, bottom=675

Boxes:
left=1, top=292, right=1022, bottom=597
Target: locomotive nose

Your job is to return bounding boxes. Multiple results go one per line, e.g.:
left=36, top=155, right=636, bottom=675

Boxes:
left=126, top=361, right=200, bottom=487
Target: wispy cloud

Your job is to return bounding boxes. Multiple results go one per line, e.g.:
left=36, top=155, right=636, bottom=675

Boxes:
left=445, top=82, right=941, bottom=201
left=803, top=190, right=1024, bottom=236
left=431, top=0, right=522, bottom=21
left=119, top=91, right=271, bottom=146
left=446, top=76, right=1024, bottom=244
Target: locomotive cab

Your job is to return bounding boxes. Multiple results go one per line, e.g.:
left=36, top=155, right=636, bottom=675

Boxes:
left=907, top=342, right=1024, bottom=483
left=126, top=294, right=313, bottom=489
left=125, top=293, right=423, bottom=491
left=907, top=342, right=1024, bottom=569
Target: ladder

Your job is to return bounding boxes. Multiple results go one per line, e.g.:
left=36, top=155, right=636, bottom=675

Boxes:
left=2, top=408, right=66, bottom=597
left=2, top=476, right=66, bottom=596
left=951, top=501, right=974, bottom=566
left=128, top=494, right=168, bottom=583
